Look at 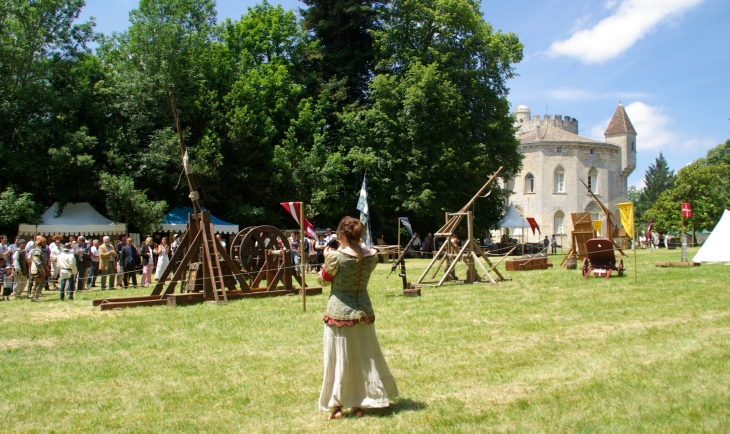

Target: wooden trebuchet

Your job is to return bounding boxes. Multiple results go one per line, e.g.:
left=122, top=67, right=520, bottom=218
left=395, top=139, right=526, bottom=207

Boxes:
left=415, top=167, right=510, bottom=287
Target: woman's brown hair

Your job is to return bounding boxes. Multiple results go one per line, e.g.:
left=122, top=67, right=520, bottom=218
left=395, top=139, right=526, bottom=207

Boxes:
left=337, top=216, right=364, bottom=244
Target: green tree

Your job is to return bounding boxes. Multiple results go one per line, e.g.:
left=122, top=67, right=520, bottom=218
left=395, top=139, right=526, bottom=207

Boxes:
left=644, top=160, right=730, bottom=233
left=300, top=0, right=380, bottom=104
left=338, top=0, right=523, bottom=233
left=706, top=139, right=730, bottom=166
left=636, top=152, right=675, bottom=222
left=98, top=173, right=167, bottom=233
left=0, top=187, right=41, bottom=230
left=0, top=0, right=99, bottom=205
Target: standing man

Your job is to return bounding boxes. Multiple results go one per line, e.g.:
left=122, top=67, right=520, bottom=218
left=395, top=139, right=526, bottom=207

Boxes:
left=170, top=233, right=180, bottom=272
left=543, top=236, right=550, bottom=252
left=29, top=237, right=49, bottom=302
left=12, top=239, right=28, bottom=298
left=289, top=229, right=301, bottom=276
left=120, top=236, right=139, bottom=288
left=57, top=244, right=77, bottom=300
left=550, top=234, right=557, bottom=255
left=49, top=235, right=64, bottom=289
left=73, top=236, right=91, bottom=291
left=324, top=228, right=333, bottom=244
left=115, top=235, right=126, bottom=287
left=86, top=239, right=100, bottom=288
left=98, top=236, right=117, bottom=290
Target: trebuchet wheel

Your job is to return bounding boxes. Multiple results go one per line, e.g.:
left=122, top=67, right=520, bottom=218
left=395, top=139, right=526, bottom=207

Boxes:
left=230, top=225, right=290, bottom=273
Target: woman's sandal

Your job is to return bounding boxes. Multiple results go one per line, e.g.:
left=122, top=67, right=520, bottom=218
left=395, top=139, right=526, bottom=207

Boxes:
left=352, top=407, right=363, bottom=418
left=328, top=407, right=343, bottom=420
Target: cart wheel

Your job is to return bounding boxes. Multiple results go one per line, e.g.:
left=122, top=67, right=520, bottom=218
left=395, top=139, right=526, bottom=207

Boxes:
left=581, top=259, right=590, bottom=279
left=618, top=259, right=624, bottom=277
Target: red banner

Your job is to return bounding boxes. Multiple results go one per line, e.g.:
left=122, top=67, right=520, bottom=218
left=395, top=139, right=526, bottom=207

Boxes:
left=280, top=202, right=317, bottom=239
left=526, top=217, right=540, bottom=235
left=682, top=202, right=692, bottom=218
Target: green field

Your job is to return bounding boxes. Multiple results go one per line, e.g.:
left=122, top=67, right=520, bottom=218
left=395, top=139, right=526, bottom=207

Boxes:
left=2, top=247, right=729, bottom=433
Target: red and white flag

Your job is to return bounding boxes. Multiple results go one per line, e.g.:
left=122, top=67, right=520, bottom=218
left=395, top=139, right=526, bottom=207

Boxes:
left=646, top=220, right=653, bottom=242
left=682, top=202, right=692, bottom=218
left=280, top=202, right=317, bottom=239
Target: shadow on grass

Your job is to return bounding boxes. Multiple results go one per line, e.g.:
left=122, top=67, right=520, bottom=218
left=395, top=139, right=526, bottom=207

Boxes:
left=367, top=397, right=427, bottom=418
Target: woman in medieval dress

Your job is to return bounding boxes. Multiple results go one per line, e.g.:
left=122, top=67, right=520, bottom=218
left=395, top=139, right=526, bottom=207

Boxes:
left=317, top=216, right=399, bottom=420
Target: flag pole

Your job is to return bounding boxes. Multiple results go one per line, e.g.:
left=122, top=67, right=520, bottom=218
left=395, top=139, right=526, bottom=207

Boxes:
left=681, top=212, right=685, bottom=262
left=634, top=227, right=637, bottom=283
left=397, top=219, right=401, bottom=262
left=300, top=202, right=306, bottom=312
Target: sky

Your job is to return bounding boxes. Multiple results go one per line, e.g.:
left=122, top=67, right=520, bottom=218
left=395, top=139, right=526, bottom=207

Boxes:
left=77, top=0, right=730, bottom=189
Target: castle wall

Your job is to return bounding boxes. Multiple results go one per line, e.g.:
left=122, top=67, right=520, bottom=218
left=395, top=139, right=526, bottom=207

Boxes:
left=516, top=114, right=579, bottom=135
left=509, top=142, right=623, bottom=241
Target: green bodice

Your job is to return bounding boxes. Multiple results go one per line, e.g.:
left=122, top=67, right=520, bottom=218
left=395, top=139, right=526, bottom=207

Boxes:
left=323, top=251, right=378, bottom=321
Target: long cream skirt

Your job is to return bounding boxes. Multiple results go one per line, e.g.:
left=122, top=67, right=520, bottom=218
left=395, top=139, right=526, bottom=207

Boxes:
left=318, top=322, right=399, bottom=411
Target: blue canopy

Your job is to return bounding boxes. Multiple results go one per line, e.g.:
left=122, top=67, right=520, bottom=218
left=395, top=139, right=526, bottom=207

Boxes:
left=160, top=207, right=239, bottom=234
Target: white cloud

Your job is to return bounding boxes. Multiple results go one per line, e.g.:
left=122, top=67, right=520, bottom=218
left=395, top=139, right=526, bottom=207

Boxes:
left=548, top=87, right=649, bottom=101
left=547, top=0, right=705, bottom=63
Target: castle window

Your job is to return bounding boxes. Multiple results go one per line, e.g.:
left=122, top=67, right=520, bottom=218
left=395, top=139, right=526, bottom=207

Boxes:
left=525, top=173, right=535, bottom=193
left=554, top=211, right=565, bottom=235
left=556, top=146, right=562, bottom=154
left=554, top=166, right=565, bottom=193
left=588, top=168, right=598, bottom=193
left=590, top=148, right=595, bottom=155
left=631, top=141, right=635, bottom=151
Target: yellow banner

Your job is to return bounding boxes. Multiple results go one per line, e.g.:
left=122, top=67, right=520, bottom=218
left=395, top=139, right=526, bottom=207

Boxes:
left=593, top=220, right=602, bottom=234
left=617, top=202, right=634, bottom=239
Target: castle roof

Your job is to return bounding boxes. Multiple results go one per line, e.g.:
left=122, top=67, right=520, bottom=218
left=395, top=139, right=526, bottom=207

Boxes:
left=517, top=125, right=603, bottom=144
left=604, top=103, right=637, bottom=135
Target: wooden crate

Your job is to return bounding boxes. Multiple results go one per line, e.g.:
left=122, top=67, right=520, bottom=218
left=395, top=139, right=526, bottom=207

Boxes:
left=506, top=256, right=553, bottom=271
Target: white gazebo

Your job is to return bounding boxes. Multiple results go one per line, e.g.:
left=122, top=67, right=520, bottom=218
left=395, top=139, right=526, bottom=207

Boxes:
left=18, top=202, right=126, bottom=236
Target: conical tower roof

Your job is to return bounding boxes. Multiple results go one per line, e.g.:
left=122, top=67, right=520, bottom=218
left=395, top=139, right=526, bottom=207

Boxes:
left=604, top=103, right=637, bottom=135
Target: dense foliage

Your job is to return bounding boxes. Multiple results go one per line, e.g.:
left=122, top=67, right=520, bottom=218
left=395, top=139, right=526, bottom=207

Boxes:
left=0, top=0, right=523, bottom=238
left=644, top=141, right=730, bottom=233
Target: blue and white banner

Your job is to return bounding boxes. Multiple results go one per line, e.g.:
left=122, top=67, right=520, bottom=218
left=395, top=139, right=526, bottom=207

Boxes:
left=399, top=217, right=414, bottom=238
left=356, top=175, right=373, bottom=248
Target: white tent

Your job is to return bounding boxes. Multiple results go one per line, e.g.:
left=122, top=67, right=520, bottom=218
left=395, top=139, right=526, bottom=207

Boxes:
left=693, top=209, right=730, bottom=264
left=497, top=202, right=529, bottom=228
left=18, top=202, right=126, bottom=236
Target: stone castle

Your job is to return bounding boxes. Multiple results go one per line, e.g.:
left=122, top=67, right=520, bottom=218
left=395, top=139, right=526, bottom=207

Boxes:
left=504, top=103, right=637, bottom=242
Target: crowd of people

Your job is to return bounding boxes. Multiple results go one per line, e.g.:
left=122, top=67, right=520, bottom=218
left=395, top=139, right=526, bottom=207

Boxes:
left=0, top=233, right=184, bottom=301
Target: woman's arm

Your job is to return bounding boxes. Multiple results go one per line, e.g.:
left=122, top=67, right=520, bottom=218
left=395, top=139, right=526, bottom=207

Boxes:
left=317, top=249, right=339, bottom=287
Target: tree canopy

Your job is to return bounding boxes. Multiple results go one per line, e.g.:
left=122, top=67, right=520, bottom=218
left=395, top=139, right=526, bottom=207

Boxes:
left=0, top=0, right=523, bottom=238
left=644, top=142, right=730, bottom=233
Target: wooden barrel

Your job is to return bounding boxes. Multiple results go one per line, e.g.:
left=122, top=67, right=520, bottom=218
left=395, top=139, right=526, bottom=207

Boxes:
left=564, top=255, right=577, bottom=270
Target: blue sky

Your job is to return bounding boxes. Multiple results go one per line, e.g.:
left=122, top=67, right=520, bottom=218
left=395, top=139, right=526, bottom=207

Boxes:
left=78, top=0, right=730, bottom=188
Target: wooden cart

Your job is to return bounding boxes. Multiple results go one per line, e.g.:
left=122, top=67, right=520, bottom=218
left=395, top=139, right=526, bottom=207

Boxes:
left=581, top=238, right=625, bottom=279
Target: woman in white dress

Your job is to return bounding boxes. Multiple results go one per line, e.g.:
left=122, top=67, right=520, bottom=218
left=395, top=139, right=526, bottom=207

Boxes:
left=154, top=237, right=170, bottom=281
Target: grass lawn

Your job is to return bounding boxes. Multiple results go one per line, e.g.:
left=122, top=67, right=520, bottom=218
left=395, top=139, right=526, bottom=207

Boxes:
left=1, top=247, right=729, bottom=433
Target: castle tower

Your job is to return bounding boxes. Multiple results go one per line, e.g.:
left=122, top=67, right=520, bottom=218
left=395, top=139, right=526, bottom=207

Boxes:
left=514, top=105, right=531, bottom=131
left=604, top=103, right=637, bottom=178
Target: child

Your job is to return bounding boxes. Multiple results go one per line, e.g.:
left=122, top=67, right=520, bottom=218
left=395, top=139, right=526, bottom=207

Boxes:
left=2, top=266, right=12, bottom=300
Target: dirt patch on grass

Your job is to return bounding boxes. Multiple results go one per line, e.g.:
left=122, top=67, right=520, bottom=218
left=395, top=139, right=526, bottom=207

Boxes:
left=29, top=307, right=98, bottom=322
left=0, top=337, right=58, bottom=351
